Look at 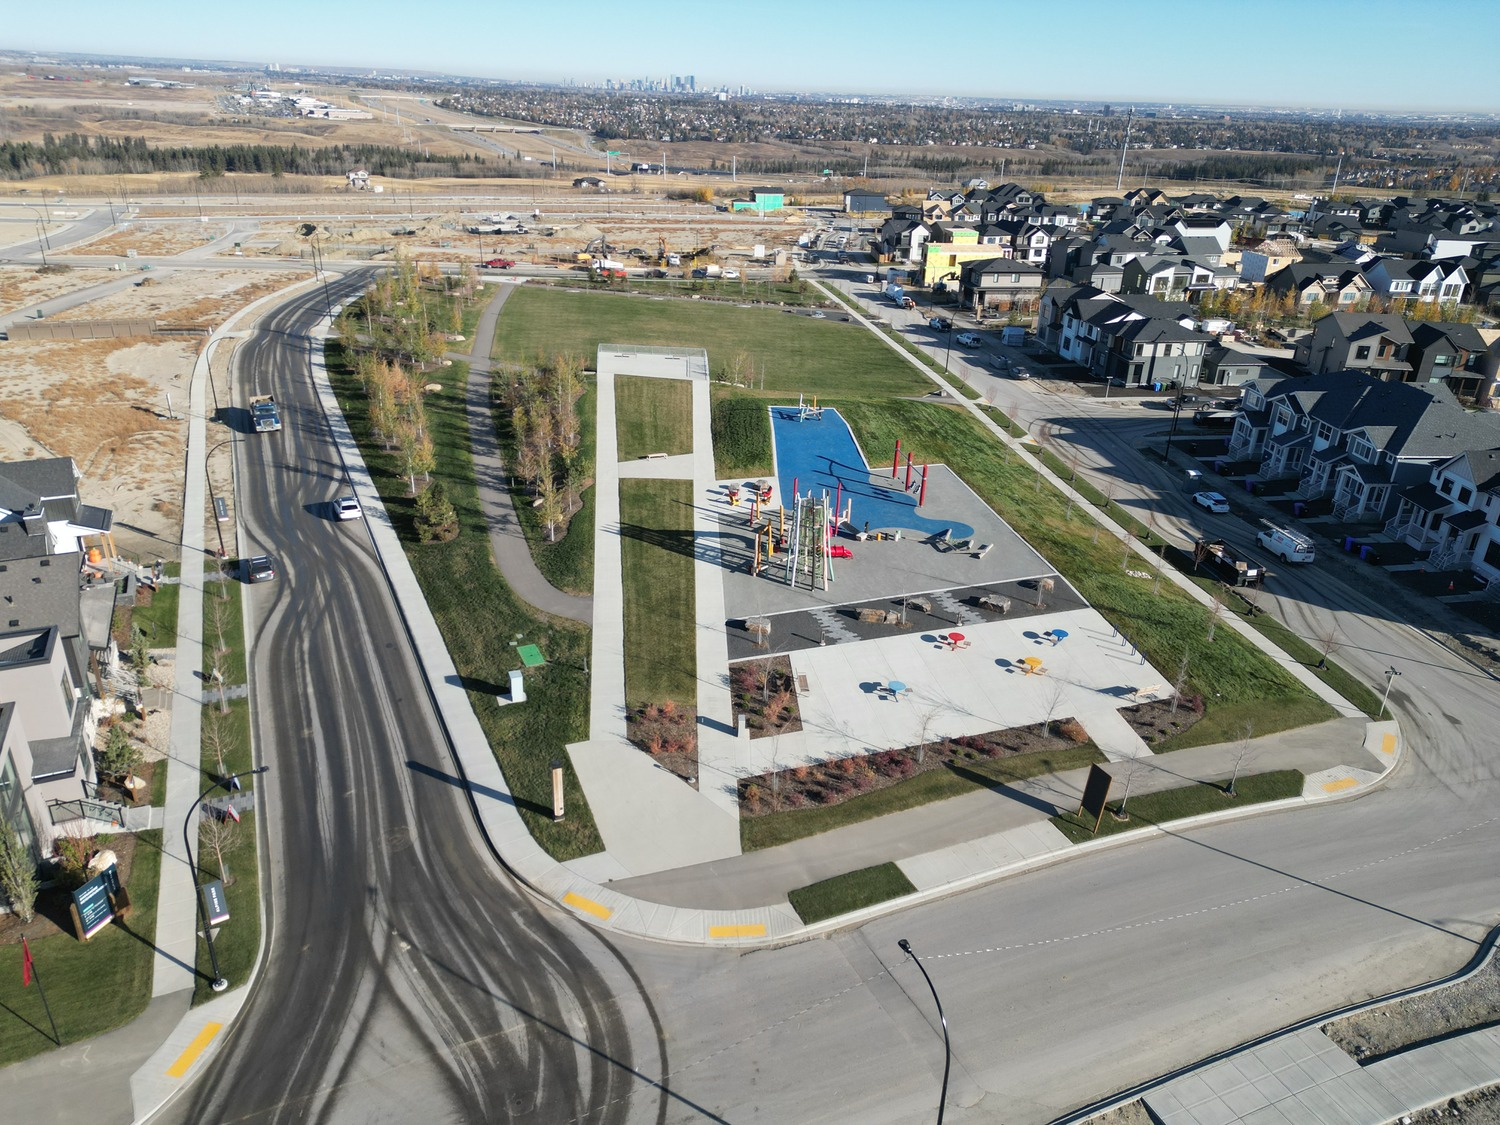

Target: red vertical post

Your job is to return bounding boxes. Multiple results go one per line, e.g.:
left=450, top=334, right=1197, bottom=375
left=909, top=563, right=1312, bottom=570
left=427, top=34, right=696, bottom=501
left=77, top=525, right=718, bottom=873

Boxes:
left=834, top=482, right=842, bottom=528
left=892, top=438, right=901, bottom=478
left=792, top=476, right=798, bottom=504
left=918, top=463, right=929, bottom=507
left=905, top=452, right=913, bottom=491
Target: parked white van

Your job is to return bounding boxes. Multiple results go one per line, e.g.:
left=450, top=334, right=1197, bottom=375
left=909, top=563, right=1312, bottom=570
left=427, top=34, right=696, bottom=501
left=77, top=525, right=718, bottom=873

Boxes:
left=1257, top=525, right=1316, bottom=563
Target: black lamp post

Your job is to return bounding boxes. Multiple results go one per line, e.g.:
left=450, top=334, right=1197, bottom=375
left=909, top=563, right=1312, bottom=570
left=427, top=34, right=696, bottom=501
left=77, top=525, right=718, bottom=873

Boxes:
left=185, top=766, right=267, bottom=991
left=1163, top=393, right=1185, bottom=462
left=898, top=938, right=950, bottom=1124
left=205, top=438, right=242, bottom=560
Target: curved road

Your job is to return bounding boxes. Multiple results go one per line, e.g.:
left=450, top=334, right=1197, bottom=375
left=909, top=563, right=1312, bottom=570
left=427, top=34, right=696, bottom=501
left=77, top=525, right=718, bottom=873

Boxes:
left=159, top=279, right=666, bottom=1125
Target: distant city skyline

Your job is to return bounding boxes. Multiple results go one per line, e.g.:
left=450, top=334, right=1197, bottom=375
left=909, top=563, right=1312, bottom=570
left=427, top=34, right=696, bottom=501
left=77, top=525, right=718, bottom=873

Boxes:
left=9, top=0, right=1500, bottom=114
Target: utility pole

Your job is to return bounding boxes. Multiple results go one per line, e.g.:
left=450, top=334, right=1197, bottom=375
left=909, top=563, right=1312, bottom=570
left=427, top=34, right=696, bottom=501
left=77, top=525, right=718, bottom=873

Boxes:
left=1115, top=109, right=1135, bottom=193
left=1331, top=150, right=1344, bottom=195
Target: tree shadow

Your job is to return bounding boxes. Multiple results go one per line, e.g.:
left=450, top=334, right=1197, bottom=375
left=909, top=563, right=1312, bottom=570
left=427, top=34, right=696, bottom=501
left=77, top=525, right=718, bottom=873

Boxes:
left=945, top=761, right=1065, bottom=816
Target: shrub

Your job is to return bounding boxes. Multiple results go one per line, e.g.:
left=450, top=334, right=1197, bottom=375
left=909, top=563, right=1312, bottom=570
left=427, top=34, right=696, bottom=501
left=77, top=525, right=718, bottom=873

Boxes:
left=0, top=828, right=38, bottom=923
left=1057, top=717, right=1090, bottom=743
left=793, top=765, right=810, bottom=781
left=413, top=480, right=459, bottom=542
left=53, top=832, right=99, bottom=887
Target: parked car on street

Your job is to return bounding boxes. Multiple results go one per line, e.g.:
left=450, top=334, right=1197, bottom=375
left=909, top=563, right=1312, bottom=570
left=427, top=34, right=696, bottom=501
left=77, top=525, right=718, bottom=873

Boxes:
left=956, top=332, right=982, bottom=346
left=929, top=317, right=952, bottom=331
left=722, top=269, right=741, bottom=279
left=246, top=554, right=278, bottom=583
left=1193, top=491, right=1230, bottom=514
left=1009, top=366, right=1032, bottom=379
left=333, top=496, right=362, bottom=521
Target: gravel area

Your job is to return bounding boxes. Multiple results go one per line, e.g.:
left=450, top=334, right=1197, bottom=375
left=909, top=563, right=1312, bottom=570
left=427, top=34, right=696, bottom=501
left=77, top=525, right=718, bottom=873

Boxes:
left=1402, top=1087, right=1500, bottom=1123
left=1323, top=949, right=1500, bottom=1062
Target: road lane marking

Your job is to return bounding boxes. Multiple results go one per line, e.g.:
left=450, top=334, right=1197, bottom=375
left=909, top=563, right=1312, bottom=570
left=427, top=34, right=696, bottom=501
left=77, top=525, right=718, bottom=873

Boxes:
left=1381, top=733, right=1397, bottom=754
left=563, top=892, right=612, bottom=920
left=1321, top=777, right=1359, bottom=793
left=166, top=1022, right=224, bottom=1078
left=709, top=923, right=766, bottom=939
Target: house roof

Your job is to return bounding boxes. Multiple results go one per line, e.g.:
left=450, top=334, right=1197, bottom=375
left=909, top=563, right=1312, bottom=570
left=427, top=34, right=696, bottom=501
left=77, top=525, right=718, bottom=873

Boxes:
left=1411, top=321, right=1491, bottom=354
left=1444, top=509, right=1490, bottom=532
left=1262, top=371, right=1500, bottom=459
left=1205, top=345, right=1270, bottom=369
left=1451, top=448, right=1500, bottom=493
left=0, top=553, right=83, bottom=639
left=1325, top=312, right=1414, bottom=346
left=1400, top=481, right=1449, bottom=511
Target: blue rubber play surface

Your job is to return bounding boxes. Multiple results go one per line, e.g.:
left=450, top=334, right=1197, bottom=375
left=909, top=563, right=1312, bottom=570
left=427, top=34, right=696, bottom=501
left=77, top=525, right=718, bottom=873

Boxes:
left=768, top=406, right=973, bottom=539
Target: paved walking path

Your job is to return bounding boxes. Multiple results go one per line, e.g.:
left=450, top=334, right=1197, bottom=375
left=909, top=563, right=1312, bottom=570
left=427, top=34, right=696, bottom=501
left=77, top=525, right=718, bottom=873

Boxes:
left=459, top=281, right=592, bottom=624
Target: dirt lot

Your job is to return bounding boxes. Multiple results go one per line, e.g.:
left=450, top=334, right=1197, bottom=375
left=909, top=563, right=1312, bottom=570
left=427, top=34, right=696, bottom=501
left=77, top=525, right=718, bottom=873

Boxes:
left=0, top=268, right=120, bottom=317
left=78, top=222, right=232, bottom=258
left=0, top=266, right=310, bottom=558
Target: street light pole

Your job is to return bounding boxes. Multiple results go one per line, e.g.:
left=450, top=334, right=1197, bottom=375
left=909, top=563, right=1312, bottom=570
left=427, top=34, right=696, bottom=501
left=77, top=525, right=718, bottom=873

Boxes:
left=1380, top=666, right=1402, bottom=720
left=1163, top=395, right=1184, bottom=461
left=205, top=438, right=242, bottom=560
left=185, top=766, right=267, bottom=992
left=898, top=938, right=950, bottom=1125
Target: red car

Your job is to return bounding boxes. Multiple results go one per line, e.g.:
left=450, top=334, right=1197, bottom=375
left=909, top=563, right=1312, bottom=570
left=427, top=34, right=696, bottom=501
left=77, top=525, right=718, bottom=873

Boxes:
left=483, top=258, right=516, bottom=269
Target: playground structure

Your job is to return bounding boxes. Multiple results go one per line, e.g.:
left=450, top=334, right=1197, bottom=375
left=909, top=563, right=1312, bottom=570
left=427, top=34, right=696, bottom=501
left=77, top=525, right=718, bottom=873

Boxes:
left=890, top=438, right=930, bottom=508
left=793, top=392, right=824, bottom=422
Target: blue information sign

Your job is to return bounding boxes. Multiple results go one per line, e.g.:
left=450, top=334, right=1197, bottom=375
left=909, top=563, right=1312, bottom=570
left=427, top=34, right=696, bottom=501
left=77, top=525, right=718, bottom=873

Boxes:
left=72, top=869, right=116, bottom=939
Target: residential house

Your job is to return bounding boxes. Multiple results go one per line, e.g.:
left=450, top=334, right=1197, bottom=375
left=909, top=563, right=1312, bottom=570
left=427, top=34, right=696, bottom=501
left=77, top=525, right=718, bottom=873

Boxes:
left=1405, top=322, right=1500, bottom=403
left=920, top=242, right=1012, bottom=288
left=843, top=190, right=889, bottom=215
left=1228, top=373, right=1500, bottom=522
left=1233, top=238, right=1302, bottom=283
left=874, top=217, right=933, bottom=264
left=1201, top=344, right=1273, bottom=387
left=1293, top=313, right=1414, bottom=379
left=1039, top=283, right=1209, bottom=388
left=958, top=258, right=1046, bottom=313
left=1385, top=448, right=1500, bottom=581
left=1263, top=262, right=1374, bottom=308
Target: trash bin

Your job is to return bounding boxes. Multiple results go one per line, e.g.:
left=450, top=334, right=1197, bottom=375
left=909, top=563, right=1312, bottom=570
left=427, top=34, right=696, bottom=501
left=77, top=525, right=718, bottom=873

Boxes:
left=1152, top=382, right=1162, bottom=392
left=1293, top=501, right=1305, bottom=517
left=1343, top=536, right=1357, bottom=552
left=1359, top=544, right=1375, bottom=562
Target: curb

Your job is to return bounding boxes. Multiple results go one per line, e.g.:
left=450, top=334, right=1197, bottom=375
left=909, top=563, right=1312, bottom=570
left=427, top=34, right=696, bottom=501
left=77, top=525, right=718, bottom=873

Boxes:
left=1049, top=909, right=1499, bottom=1125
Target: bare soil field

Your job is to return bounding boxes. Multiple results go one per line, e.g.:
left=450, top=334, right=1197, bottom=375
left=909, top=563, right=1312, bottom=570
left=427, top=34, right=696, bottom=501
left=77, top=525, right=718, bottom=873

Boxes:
left=78, top=222, right=232, bottom=258
left=48, top=267, right=308, bottom=325
left=0, top=267, right=120, bottom=317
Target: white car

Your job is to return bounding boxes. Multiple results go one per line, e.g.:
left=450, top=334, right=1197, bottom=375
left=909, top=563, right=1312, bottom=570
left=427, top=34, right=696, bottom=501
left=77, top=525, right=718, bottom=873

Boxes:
left=1193, top=491, right=1230, bottom=514
left=955, top=332, right=982, bottom=346
left=809, top=310, right=828, bottom=319
left=1009, top=366, right=1032, bottom=380
left=333, top=495, right=362, bottom=521
left=722, top=269, right=741, bottom=279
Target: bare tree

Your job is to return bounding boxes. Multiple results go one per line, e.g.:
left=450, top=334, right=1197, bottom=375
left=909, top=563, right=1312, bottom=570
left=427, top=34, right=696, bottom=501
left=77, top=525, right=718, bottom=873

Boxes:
left=1168, top=654, right=1191, bottom=719
left=202, top=706, right=239, bottom=780
left=1313, top=625, right=1342, bottom=671
left=1112, top=758, right=1154, bottom=820
left=1037, top=678, right=1066, bottom=738
left=914, top=706, right=943, bottom=766
left=1226, top=722, right=1258, bottom=797
left=1206, top=587, right=1227, bottom=643
left=200, top=811, right=241, bottom=885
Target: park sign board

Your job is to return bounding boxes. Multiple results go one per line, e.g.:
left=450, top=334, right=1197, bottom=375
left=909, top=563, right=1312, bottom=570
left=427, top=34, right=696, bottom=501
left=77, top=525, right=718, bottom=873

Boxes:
left=202, top=879, right=229, bottom=926
left=72, top=866, right=117, bottom=939
left=1078, top=764, right=1113, bottom=836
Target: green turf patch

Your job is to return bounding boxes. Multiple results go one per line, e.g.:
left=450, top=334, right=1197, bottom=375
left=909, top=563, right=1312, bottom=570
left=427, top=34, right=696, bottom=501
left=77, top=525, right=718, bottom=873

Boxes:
left=327, top=336, right=604, bottom=860
left=619, top=478, right=696, bottom=708
left=201, top=574, right=246, bottom=687
left=1051, top=770, right=1304, bottom=842
left=616, top=376, right=693, bottom=460
left=0, top=830, right=163, bottom=1064
left=192, top=809, right=260, bottom=1004
left=493, top=287, right=932, bottom=403
left=743, top=744, right=1105, bottom=851
left=711, top=393, right=774, bottom=478
left=129, top=574, right=180, bottom=650
left=789, top=862, right=917, bottom=924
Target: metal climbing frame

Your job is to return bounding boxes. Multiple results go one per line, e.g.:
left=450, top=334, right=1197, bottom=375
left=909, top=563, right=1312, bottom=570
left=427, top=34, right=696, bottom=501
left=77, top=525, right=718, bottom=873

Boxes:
left=785, top=490, right=834, bottom=590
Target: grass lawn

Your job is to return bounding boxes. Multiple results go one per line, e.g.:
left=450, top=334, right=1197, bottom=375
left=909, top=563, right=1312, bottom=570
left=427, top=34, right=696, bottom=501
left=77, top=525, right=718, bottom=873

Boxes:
left=131, top=572, right=181, bottom=650
left=1051, top=770, right=1305, bottom=843
left=789, top=863, right=916, bottom=924
left=533, top=276, right=828, bottom=307
left=327, top=337, right=604, bottom=860
left=619, top=479, right=696, bottom=708
left=194, top=694, right=259, bottom=1004
left=495, top=381, right=597, bottom=598
left=833, top=400, right=1334, bottom=740
left=0, top=830, right=163, bottom=1064
left=616, top=376, right=693, bottom=460
left=711, top=392, right=773, bottom=478
left=817, top=285, right=983, bottom=400
left=743, top=744, right=1105, bottom=851
left=493, top=287, right=932, bottom=403
left=201, top=575, right=246, bottom=687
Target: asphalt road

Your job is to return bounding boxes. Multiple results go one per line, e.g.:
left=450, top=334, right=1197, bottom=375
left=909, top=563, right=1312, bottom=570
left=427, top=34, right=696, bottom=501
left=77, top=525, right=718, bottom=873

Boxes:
left=131, top=250, right=1500, bottom=1124
left=156, top=278, right=670, bottom=1125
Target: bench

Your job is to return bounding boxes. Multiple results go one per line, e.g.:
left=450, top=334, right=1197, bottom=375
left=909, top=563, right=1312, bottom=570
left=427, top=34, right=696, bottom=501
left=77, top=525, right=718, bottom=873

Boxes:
left=796, top=674, right=810, bottom=695
left=972, top=543, right=993, bottom=559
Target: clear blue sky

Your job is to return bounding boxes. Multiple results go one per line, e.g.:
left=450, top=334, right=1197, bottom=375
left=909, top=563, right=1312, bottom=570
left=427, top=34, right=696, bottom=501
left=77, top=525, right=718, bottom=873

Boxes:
left=10, top=0, right=1500, bottom=113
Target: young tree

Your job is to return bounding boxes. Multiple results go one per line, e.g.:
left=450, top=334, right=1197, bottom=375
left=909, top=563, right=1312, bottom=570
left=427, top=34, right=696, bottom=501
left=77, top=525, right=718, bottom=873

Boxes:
left=202, top=706, right=239, bottom=781
left=1226, top=722, right=1258, bottom=797
left=200, top=809, right=241, bottom=885
left=537, top=476, right=565, bottom=542
left=97, top=722, right=143, bottom=783
left=0, top=827, right=38, bottom=923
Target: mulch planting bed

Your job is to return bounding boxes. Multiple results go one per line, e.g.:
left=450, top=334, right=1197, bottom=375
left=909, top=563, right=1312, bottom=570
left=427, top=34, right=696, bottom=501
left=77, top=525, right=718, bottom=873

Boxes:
left=1118, top=697, right=1205, bottom=745
left=0, top=833, right=145, bottom=945
left=730, top=655, right=803, bottom=738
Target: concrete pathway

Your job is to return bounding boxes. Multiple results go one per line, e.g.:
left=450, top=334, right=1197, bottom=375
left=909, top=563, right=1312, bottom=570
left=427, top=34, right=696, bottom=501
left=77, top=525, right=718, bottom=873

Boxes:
left=459, top=281, right=592, bottom=624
